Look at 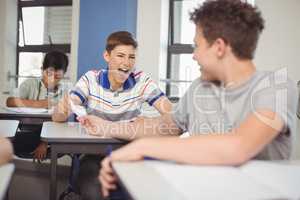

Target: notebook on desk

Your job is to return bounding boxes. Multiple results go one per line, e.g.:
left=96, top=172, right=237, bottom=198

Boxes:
left=144, top=160, right=300, bottom=200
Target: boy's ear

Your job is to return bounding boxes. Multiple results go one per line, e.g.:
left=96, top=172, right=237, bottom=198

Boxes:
left=103, top=51, right=110, bottom=62
left=214, top=38, right=227, bottom=58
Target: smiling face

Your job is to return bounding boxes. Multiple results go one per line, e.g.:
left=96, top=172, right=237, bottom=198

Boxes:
left=103, top=44, right=136, bottom=89
left=192, top=27, right=223, bottom=82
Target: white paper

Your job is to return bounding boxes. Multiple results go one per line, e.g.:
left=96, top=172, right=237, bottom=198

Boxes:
left=70, top=99, right=87, bottom=117
left=3, top=106, right=50, bottom=114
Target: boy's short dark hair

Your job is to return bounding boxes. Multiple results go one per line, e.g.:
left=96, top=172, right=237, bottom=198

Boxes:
left=190, top=0, right=264, bottom=60
left=42, top=51, right=69, bottom=72
left=105, top=31, right=138, bottom=53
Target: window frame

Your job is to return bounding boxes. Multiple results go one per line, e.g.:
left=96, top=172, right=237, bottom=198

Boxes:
left=166, top=0, right=194, bottom=97
left=16, top=0, right=72, bottom=84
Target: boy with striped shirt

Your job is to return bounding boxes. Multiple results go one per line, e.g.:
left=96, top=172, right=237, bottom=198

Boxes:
left=52, top=31, right=172, bottom=200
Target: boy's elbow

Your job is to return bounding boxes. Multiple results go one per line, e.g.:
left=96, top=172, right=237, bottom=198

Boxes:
left=226, top=138, right=254, bottom=166
left=6, top=97, right=16, bottom=107
left=230, top=150, right=250, bottom=166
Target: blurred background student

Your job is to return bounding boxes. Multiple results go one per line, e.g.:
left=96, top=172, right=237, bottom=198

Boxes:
left=6, top=50, right=69, bottom=161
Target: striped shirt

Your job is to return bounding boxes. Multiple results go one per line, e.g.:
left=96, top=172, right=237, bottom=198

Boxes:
left=70, top=69, right=164, bottom=121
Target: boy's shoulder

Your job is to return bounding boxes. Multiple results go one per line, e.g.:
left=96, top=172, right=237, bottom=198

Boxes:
left=20, top=78, right=40, bottom=87
left=250, top=70, right=296, bottom=92
left=84, top=69, right=101, bottom=77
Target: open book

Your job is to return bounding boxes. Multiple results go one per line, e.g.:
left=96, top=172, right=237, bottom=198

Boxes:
left=144, top=160, right=300, bottom=200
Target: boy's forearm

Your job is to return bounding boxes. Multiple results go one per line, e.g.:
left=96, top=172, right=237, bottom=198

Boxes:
left=52, top=94, right=72, bottom=122
left=6, top=97, right=48, bottom=108
left=107, top=115, right=181, bottom=140
left=140, top=134, right=247, bottom=166
left=52, top=106, right=69, bottom=122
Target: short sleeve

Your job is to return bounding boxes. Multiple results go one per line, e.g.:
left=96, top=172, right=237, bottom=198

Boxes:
left=17, top=80, right=32, bottom=99
left=142, top=77, right=165, bottom=106
left=70, top=71, right=91, bottom=104
left=251, top=73, right=298, bottom=135
left=171, top=87, right=191, bottom=133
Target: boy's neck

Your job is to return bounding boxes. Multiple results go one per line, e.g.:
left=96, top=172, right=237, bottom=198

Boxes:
left=108, top=72, right=122, bottom=91
left=222, top=59, right=256, bottom=89
left=41, top=79, right=58, bottom=91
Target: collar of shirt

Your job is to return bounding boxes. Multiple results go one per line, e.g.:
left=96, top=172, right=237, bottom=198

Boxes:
left=98, top=69, right=136, bottom=91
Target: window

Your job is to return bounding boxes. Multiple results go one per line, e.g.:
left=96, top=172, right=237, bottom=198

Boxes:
left=165, top=0, right=204, bottom=97
left=165, top=0, right=254, bottom=97
left=15, top=0, right=72, bottom=86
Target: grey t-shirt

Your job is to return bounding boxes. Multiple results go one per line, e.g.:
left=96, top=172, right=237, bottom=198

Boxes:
left=15, top=78, right=63, bottom=103
left=172, top=70, right=298, bottom=160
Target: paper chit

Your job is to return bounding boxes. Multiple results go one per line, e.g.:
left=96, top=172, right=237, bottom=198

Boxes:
left=70, top=100, right=87, bottom=117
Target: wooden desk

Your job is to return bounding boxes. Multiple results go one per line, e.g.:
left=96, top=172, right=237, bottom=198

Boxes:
left=0, top=107, right=51, bottom=125
left=0, top=164, right=15, bottom=200
left=0, top=107, right=51, bottom=144
left=0, top=120, right=19, bottom=138
left=41, top=122, right=126, bottom=200
left=113, top=160, right=300, bottom=200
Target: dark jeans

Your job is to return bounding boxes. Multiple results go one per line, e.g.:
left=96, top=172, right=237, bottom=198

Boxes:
left=76, top=154, right=128, bottom=200
left=13, top=124, right=42, bottom=156
left=77, top=154, right=104, bottom=200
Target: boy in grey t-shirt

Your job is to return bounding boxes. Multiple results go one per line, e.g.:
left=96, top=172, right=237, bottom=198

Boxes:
left=173, top=69, right=297, bottom=160
left=76, top=1, right=298, bottom=197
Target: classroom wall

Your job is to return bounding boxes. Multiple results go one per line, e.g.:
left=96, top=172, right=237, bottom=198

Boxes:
left=135, top=0, right=169, bottom=83
left=0, top=0, right=17, bottom=98
left=254, top=0, right=300, bottom=159
left=77, top=0, right=137, bottom=79
left=69, top=0, right=80, bottom=84
left=254, top=0, right=300, bottom=83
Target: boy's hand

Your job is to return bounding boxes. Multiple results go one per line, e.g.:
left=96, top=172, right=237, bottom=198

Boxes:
left=52, top=94, right=73, bottom=122
left=78, top=115, right=106, bottom=136
left=99, top=157, right=118, bottom=197
left=55, top=93, right=71, bottom=114
left=99, top=140, right=145, bottom=197
left=32, top=141, right=48, bottom=161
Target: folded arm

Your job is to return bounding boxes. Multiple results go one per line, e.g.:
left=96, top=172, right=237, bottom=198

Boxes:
left=6, top=97, right=49, bottom=108
left=111, top=109, right=284, bottom=165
